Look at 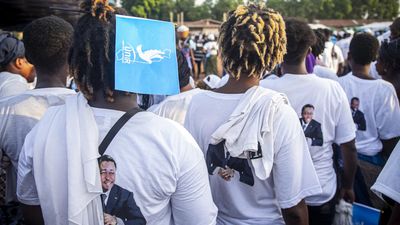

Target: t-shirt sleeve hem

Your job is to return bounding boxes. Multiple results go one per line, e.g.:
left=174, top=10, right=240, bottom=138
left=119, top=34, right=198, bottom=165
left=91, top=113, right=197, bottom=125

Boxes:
left=334, top=133, right=356, bottom=145
left=371, top=183, right=400, bottom=204
left=17, top=196, right=40, bottom=206
left=278, top=185, right=322, bottom=209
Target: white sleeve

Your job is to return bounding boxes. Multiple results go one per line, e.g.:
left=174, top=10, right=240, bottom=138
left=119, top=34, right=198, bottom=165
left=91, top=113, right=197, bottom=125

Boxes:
left=335, top=46, right=344, bottom=64
left=272, top=104, right=322, bottom=209
left=334, top=84, right=356, bottom=144
left=376, top=85, right=400, bottom=140
left=0, top=78, right=28, bottom=98
left=170, top=128, right=217, bottom=225
left=17, top=125, right=39, bottom=205
left=371, top=142, right=400, bottom=203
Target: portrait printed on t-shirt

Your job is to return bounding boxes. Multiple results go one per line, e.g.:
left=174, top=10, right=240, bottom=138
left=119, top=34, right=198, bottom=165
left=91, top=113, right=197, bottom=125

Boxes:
left=99, top=155, right=146, bottom=225
left=350, top=97, right=366, bottom=131
left=299, top=104, right=323, bottom=147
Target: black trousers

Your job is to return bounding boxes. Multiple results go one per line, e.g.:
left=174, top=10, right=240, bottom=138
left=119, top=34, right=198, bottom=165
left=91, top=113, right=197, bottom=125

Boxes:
left=308, top=196, right=336, bottom=225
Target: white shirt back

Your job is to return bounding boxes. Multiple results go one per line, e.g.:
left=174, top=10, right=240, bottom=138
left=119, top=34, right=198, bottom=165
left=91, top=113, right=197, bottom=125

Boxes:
left=338, top=73, right=400, bottom=156
left=148, top=88, right=203, bottom=125
left=184, top=90, right=321, bottom=224
left=313, top=65, right=339, bottom=81
left=0, top=87, right=75, bottom=203
left=321, top=42, right=345, bottom=73
left=262, top=74, right=356, bottom=206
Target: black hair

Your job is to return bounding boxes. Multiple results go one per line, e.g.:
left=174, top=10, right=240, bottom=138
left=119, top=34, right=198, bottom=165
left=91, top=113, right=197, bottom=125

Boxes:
left=69, top=0, right=117, bottom=102
left=351, top=97, right=359, bottom=103
left=284, top=18, right=316, bottom=65
left=379, top=39, right=400, bottom=73
left=23, top=16, right=73, bottom=75
left=98, top=154, right=117, bottom=168
left=219, top=4, right=286, bottom=80
left=390, top=17, right=400, bottom=40
left=312, top=29, right=326, bottom=57
left=301, top=104, right=314, bottom=113
left=349, top=33, right=379, bottom=66
left=177, top=50, right=191, bottom=88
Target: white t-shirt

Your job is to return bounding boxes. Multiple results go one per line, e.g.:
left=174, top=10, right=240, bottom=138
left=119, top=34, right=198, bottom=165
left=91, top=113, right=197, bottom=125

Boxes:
left=0, top=88, right=75, bottom=203
left=338, top=73, right=400, bottom=156
left=371, top=142, right=400, bottom=204
left=0, top=71, right=28, bottom=98
left=321, top=42, right=345, bottom=73
left=184, top=90, right=321, bottom=225
left=336, top=37, right=352, bottom=61
left=313, top=65, right=339, bottom=81
left=369, top=61, right=382, bottom=80
left=148, top=88, right=203, bottom=125
left=18, top=107, right=217, bottom=225
left=203, top=41, right=218, bottom=57
left=262, top=74, right=356, bottom=206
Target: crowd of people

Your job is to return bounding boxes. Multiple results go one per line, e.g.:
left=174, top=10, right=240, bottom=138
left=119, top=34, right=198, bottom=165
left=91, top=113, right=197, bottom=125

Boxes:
left=0, top=1, right=400, bottom=225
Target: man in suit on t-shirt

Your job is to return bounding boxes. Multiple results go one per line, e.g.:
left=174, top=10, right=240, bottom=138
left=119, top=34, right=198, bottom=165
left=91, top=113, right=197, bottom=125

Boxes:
left=350, top=97, right=366, bottom=131
left=99, top=155, right=146, bottom=225
left=300, top=104, right=323, bottom=146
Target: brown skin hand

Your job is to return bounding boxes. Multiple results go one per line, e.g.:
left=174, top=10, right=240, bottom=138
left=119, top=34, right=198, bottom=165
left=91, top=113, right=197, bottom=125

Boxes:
left=281, top=199, right=309, bottom=225
left=340, top=139, right=357, bottom=203
left=88, top=90, right=139, bottom=112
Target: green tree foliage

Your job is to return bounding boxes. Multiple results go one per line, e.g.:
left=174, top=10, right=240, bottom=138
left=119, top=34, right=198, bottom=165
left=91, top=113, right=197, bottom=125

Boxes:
left=121, top=0, right=399, bottom=21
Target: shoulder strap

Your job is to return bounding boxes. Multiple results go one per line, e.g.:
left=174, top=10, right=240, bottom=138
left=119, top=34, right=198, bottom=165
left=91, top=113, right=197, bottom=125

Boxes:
left=98, top=107, right=143, bottom=155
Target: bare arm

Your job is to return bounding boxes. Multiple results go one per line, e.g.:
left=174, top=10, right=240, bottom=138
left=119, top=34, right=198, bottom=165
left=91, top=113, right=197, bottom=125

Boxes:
left=281, top=199, right=308, bottom=225
left=381, top=137, right=400, bottom=161
left=388, top=203, right=400, bottom=225
left=21, top=204, right=44, bottom=225
left=340, top=139, right=357, bottom=203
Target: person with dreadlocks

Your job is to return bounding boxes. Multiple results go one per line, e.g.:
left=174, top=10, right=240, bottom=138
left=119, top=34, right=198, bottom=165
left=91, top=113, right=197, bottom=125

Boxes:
left=0, top=33, right=35, bottom=98
left=339, top=33, right=400, bottom=209
left=184, top=4, right=321, bottom=225
left=376, top=38, right=400, bottom=102
left=262, top=18, right=357, bottom=225
left=17, top=1, right=217, bottom=225
left=0, top=16, right=76, bottom=225
left=312, top=29, right=340, bottom=81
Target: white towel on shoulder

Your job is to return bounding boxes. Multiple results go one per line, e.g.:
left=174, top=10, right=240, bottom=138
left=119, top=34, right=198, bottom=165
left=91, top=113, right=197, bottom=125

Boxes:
left=31, top=93, right=103, bottom=225
left=210, top=86, right=289, bottom=180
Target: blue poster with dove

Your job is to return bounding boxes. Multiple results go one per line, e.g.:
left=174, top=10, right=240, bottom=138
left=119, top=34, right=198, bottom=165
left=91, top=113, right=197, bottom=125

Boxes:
left=115, top=15, right=179, bottom=95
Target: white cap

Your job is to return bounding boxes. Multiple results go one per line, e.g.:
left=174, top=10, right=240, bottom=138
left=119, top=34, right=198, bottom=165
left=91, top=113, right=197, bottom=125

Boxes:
left=203, top=74, right=221, bottom=89
left=217, top=74, right=229, bottom=88
left=177, top=25, right=189, bottom=32
left=207, top=34, right=215, bottom=41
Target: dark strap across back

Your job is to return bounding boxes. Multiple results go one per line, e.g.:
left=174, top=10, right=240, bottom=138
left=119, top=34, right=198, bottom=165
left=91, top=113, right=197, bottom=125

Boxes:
left=98, top=107, right=143, bottom=155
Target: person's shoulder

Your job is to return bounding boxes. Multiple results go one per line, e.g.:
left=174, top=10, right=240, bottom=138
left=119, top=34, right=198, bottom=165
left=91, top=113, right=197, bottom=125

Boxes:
left=311, top=119, right=322, bottom=126
left=375, top=79, right=397, bottom=96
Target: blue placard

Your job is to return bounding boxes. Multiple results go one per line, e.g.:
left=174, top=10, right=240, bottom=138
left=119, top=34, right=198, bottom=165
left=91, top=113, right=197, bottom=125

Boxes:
left=352, top=202, right=380, bottom=225
left=115, top=15, right=179, bottom=95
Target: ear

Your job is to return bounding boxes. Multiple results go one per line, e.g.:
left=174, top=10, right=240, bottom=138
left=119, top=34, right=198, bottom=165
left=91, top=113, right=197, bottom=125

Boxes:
left=14, top=57, right=25, bottom=70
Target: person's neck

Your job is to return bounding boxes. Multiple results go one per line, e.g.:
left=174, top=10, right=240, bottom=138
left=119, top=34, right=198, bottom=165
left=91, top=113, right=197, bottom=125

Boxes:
left=34, top=66, right=68, bottom=89
left=281, top=62, right=308, bottom=75
left=214, top=74, right=259, bottom=94
left=88, top=90, right=138, bottom=112
left=350, top=64, right=373, bottom=80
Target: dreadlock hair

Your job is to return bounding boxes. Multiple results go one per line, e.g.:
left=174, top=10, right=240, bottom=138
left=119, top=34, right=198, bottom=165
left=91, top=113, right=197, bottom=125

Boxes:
left=218, top=4, right=286, bottom=80
left=284, top=18, right=316, bottom=65
left=69, top=0, right=117, bottom=102
left=379, top=39, right=400, bottom=73
left=312, top=29, right=325, bottom=57
left=349, top=33, right=379, bottom=66
left=23, top=16, right=73, bottom=75
left=177, top=50, right=191, bottom=88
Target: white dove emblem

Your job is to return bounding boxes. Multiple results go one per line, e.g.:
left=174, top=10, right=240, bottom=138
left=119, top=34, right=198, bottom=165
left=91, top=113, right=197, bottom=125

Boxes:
left=136, top=45, right=170, bottom=64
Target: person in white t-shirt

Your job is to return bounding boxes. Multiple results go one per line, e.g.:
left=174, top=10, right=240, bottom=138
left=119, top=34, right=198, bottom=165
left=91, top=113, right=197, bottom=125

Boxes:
left=185, top=5, right=321, bottom=225
left=320, top=29, right=345, bottom=75
left=310, top=30, right=339, bottom=81
left=371, top=142, right=400, bottom=225
left=148, top=51, right=203, bottom=125
left=339, top=33, right=400, bottom=208
left=0, top=16, right=76, bottom=224
left=262, top=19, right=357, bottom=225
left=18, top=2, right=217, bottom=225
left=0, top=33, right=36, bottom=98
